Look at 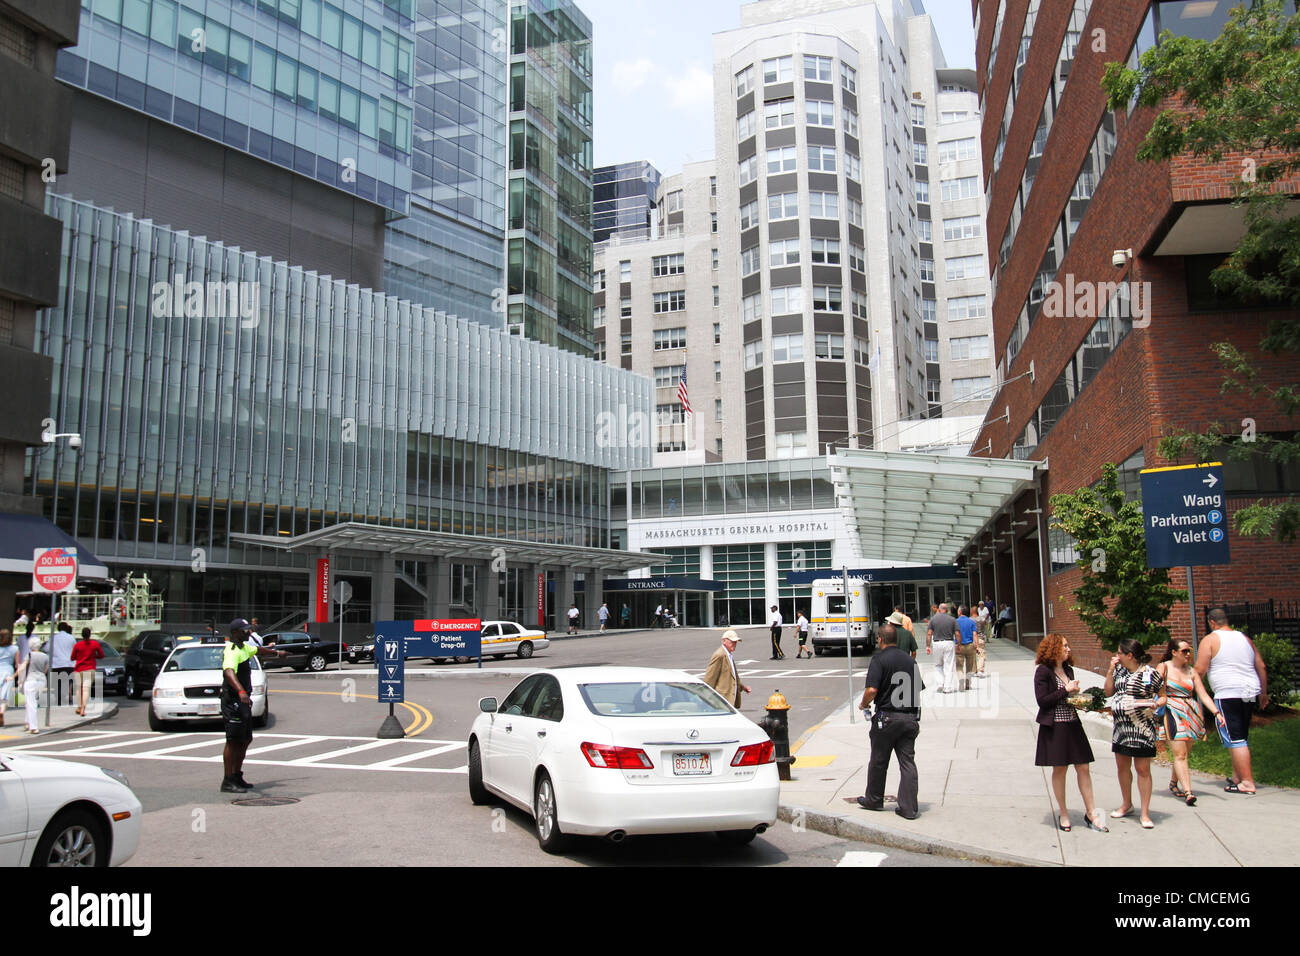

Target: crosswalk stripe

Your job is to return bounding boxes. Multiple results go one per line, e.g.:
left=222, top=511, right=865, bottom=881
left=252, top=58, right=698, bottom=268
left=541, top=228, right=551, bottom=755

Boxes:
left=367, top=743, right=464, bottom=767
left=285, top=740, right=400, bottom=765
left=246, top=738, right=329, bottom=756
left=837, top=851, right=888, bottom=867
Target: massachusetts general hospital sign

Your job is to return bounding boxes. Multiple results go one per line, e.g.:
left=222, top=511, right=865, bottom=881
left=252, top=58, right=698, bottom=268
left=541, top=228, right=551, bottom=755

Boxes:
left=629, top=511, right=842, bottom=548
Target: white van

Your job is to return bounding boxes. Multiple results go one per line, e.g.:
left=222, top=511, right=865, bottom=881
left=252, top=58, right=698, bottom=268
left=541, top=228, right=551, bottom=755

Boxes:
left=809, top=577, right=874, bottom=656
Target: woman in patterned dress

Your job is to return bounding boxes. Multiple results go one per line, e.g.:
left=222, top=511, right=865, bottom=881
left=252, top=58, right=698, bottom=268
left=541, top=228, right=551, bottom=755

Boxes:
left=1104, top=638, right=1165, bottom=828
left=1156, top=638, right=1225, bottom=807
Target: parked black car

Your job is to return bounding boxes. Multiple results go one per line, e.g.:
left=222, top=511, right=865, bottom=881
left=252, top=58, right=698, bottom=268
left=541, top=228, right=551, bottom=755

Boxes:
left=96, top=640, right=125, bottom=695
left=259, top=631, right=345, bottom=671
left=123, top=631, right=207, bottom=698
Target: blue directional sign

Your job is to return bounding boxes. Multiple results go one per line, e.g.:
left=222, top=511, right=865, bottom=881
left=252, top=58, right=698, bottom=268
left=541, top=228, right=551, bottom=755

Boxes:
left=373, top=619, right=483, bottom=675
left=1139, top=463, right=1231, bottom=568
left=375, top=630, right=405, bottom=704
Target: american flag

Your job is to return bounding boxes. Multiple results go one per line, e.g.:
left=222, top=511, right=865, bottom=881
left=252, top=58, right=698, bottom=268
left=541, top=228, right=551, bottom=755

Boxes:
left=678, top=367, right=692, bottom=415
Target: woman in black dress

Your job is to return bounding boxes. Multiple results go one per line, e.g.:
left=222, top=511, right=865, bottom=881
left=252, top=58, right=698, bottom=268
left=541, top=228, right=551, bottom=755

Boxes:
left=1034, top=633, right=1107, bottom=833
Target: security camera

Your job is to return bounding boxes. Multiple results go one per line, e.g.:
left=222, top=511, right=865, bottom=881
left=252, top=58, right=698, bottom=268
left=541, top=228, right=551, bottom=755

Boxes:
left=68, top=434, right=82, bottom=448
left=1112, top=249, right=1132, bottom=268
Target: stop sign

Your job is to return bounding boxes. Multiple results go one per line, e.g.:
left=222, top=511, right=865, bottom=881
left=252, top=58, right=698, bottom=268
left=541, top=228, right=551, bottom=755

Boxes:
left=33, top=547, right=78, bottom=593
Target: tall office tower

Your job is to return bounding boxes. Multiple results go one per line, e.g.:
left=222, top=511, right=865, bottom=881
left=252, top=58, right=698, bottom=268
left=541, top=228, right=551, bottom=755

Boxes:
left=0, top=0, right=82, bottom=608
left=383, top=0, right=508, bottom=328
left=593, top=160, right=662, bottom=243
left=505, top=0, right=594, bottom=355
left=964, top=0, right=1300, bottom=669
left=712, top=0, right=995, bottom=459
left=593, top=161, right=724, bottom=460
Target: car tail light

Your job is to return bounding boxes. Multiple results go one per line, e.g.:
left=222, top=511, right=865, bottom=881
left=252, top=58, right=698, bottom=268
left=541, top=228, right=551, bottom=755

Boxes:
left=581, top=742, right=655, bottom=770
left=731, top=740, right=775, bottom=766
left=343, top=643, right=349, bottom=651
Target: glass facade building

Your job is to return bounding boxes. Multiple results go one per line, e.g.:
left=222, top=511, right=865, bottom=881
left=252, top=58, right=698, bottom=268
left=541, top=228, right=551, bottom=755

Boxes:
left=383, top=0, right=508, bottom=329
left=506, top=0, right=594, bottom=355
left=32, top=195, right=651, bottom=624
left=593, top=161, right=662, bottom=243
left=56, top=0, right=416, bottom=214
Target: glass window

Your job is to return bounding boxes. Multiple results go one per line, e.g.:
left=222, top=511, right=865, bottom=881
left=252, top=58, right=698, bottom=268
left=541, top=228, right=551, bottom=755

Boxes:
left=766, top=146, right=797, bottom=174
left=763, top=55, right=792, bottom=83
left=803, top=54, right=832, bottom=81
left=768, top=192, right=798, bottom=221
left=806, top=100, right=834, bottom=126
left=765, top=98, right=795, bottom=128
left=808, top=145, right=837, bottom=171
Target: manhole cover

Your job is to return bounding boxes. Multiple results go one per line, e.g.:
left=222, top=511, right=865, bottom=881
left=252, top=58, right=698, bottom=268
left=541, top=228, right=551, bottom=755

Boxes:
left=231, top=797, right=301, bottom=807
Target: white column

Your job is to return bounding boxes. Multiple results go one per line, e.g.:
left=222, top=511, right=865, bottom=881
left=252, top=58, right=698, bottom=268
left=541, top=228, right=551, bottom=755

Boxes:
left=700, top=545, right=714, bottom=627
left=764, top=540, right=779, bottom=617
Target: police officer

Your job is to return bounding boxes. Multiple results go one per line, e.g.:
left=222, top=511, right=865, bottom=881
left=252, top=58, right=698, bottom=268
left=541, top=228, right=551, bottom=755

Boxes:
left=221, top=618, right=286, bottom=793
left=856, top=623, right=922, bottom=819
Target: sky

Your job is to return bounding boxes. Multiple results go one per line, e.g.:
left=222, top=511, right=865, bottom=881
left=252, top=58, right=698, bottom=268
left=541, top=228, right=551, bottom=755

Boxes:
left=582, top=0, right=978, bottom=176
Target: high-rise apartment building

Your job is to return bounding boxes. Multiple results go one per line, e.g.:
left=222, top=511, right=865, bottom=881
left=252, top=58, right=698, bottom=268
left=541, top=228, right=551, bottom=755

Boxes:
left=506, top=0, right=594, bottom=354
left=593, top=161, right=724, bottom=458
left=593, top=160, right=662, bottom=243
left=962, top=0, right=1300, bottom=671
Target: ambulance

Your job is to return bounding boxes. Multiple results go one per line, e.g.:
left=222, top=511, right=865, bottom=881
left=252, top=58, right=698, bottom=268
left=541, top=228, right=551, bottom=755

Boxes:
left=808, top=577, right=874, bottom=656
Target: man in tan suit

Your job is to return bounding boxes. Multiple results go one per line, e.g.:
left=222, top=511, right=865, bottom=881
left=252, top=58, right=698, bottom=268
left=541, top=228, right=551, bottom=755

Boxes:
left=703, top=630, right=751, bottom=708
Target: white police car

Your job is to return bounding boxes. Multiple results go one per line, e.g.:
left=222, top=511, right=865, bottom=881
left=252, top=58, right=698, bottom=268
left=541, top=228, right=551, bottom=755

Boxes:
left=149, top=639, right=268, bottom=731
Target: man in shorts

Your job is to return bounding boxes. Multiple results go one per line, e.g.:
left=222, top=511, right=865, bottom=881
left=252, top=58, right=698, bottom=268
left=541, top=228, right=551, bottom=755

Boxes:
left=1196, top=608, right=1269, bottom=794
left=220, top=618, right=286, bottom=793
left=795, top=609, right=811, bottom=658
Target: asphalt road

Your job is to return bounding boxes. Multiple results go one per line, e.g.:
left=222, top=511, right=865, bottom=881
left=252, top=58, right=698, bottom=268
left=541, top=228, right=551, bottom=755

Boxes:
left=7, top=626, right=968, bottom=867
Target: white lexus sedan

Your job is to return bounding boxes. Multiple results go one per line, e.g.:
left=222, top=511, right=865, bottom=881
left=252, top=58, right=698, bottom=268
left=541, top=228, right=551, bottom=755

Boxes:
left=0, top=752, right=141, bottom=866
left=467, top=666, right=779, bottom=853
left=149, top=641, right=268, bottom=731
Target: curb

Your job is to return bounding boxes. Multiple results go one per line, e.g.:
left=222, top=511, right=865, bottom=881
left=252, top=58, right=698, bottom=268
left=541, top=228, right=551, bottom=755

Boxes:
left=27, top=701, right=120, bottom=738
left=776, top=803, right=1049, bottom=867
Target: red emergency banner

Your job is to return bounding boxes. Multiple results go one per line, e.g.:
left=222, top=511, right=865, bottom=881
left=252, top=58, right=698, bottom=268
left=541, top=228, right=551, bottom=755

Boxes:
left=315, top=557, right=330, bottom=622
left=415, top=619, right=481, bottom=631
left=537, top=573, right=545, bottom=628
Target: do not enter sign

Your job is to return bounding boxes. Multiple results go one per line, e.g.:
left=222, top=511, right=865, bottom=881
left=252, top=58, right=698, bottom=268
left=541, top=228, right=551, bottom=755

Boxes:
left=33, top=547, right=78, bottom=593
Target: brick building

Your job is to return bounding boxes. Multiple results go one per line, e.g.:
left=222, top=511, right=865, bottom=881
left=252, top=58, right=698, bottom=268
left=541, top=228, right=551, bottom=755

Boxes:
left=962, top=0, right=1300, bottom=671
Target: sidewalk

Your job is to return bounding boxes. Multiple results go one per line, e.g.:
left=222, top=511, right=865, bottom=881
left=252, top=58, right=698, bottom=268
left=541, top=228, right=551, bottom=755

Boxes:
left=779, top=638, right=1300, bottom=866
left=0, top=699, right=120, bottom=741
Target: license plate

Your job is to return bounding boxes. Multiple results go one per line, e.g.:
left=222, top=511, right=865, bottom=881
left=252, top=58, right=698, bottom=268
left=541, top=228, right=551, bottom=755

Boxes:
left=198, top=702, right=220, bottom=716
left=673, top=752, right=711, bottom=776
left=828, top=623, right=847, bottom=635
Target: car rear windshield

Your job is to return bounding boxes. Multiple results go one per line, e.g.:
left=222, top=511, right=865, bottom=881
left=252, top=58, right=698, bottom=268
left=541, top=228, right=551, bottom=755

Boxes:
left=578, top=681, right=733, bottom=717
left=165, top=646, right=261, bottom=672
left=826, top=596, right=846, bottom=614
left=95, top=641, right=121, bottom=659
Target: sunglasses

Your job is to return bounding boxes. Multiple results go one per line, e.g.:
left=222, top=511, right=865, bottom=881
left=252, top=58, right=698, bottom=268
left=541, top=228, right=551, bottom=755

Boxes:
left=1178, top=647, right=1192, bottom=654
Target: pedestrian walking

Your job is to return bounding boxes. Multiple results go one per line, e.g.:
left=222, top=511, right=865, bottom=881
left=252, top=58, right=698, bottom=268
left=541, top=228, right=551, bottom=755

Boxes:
left=954, top=605, right=978, bottom=690
left=886, top=611, right=917, bottom=657
left=652, top=603, right=664, bottom=629
left=769, top=605, right=785, bottom=660
left=0, top=630, right=16, bottom=727
left=1105, top=638, right=1165, bottom=828
left=620, top=604, right=630, bottom=629
left=220, top=618, right=287, bottom=792
left=13, top=610, right=30, bottom=663
left=795, top=609, right=811, bottom=658
left=1156, top=638, right=1224, bottom=807
left=71, top=627, right=103, bottom=717
left=975, top=602, right=991, bottom=676
left=703, top=630, right=750, bottom=708
left=892, top=604, right=913, bottom=636
left=49, top=622, right=75, bottom=708
left=856, top=624, right=921, bottom=819
left=598, top=602, right=609, bottom=633
left=1196, top=607, right=1268, bottom=794
left=17, top=635, right=48, bottom=734
left=1034, top=633, right=1107, bottom=833
left=926, top=602, right=957, bottom=693
left=567, top=603, right=580, bottom=634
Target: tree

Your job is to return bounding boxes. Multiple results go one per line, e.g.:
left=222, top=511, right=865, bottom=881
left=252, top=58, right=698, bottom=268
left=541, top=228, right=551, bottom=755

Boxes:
left=1049, top=463, right=1187, bottom=651
left=1101, top=0, right=1300, bottom=543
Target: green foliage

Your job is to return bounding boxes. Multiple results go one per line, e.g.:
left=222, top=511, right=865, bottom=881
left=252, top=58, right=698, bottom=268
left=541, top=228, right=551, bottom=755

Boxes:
left=1049, top=463, right=1187, bottom=652
left=1252, top=631, right=1297, bottom=708
left=1101, top=0, right=1300, bottom=543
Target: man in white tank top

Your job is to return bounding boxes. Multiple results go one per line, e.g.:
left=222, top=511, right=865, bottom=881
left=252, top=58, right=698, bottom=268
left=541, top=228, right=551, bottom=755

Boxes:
left=1195, top=607, right=1269, bottom=794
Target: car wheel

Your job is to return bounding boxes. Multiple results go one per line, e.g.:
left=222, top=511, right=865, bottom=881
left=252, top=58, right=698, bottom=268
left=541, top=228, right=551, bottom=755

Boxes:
left=467, top=739, right=490, bottom=806
left=33, top=809, right=107, bottom=867
left=125, top=673, right=141, bottom=699
left=253, top=711, right=268, bottom=729
left=533, top=771, right=567, bottom=854
left=715, top=829, right=758, bottom=847
left=147, top=706, right=167, bottom=732
left=517, top=641, right=534, bottom=660
left=308, top=654, right=327, bottom=672
left=454, top=656, right=471, bottom=664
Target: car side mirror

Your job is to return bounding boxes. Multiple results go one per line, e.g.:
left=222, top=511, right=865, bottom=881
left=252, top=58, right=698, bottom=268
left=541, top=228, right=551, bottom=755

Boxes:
left=479, top=697, right=498, bottom=714
left=162, top=643, right=173, bottom=653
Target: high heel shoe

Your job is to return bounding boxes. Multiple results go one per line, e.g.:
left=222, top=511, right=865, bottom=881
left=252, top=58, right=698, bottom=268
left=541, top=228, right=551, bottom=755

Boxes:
left=1084, top=811, right=1109, bottom=833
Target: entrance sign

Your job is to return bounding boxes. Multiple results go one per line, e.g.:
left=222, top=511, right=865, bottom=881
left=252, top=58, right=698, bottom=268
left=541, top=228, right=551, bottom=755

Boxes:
left=1139, top=463, right=1230, bottom=568
left=33, top=547, right=78, bottom=593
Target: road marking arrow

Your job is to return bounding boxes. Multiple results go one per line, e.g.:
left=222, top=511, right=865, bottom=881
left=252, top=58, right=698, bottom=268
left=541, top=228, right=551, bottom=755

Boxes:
left=1203, top=473, right=1219, bottom=488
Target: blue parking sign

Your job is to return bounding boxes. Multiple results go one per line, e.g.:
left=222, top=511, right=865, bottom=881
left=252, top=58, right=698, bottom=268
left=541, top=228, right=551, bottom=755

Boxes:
left=1139, top=463, right=1231, bottom=569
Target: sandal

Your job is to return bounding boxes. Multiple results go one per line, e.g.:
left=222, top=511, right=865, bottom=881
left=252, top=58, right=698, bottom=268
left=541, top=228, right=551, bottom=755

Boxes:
left=1169, top=781, right=1187, bottom=798
left=1185, top=793, right=1197, bottom=807
left=1224, top=783, right=1256, bottom=794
